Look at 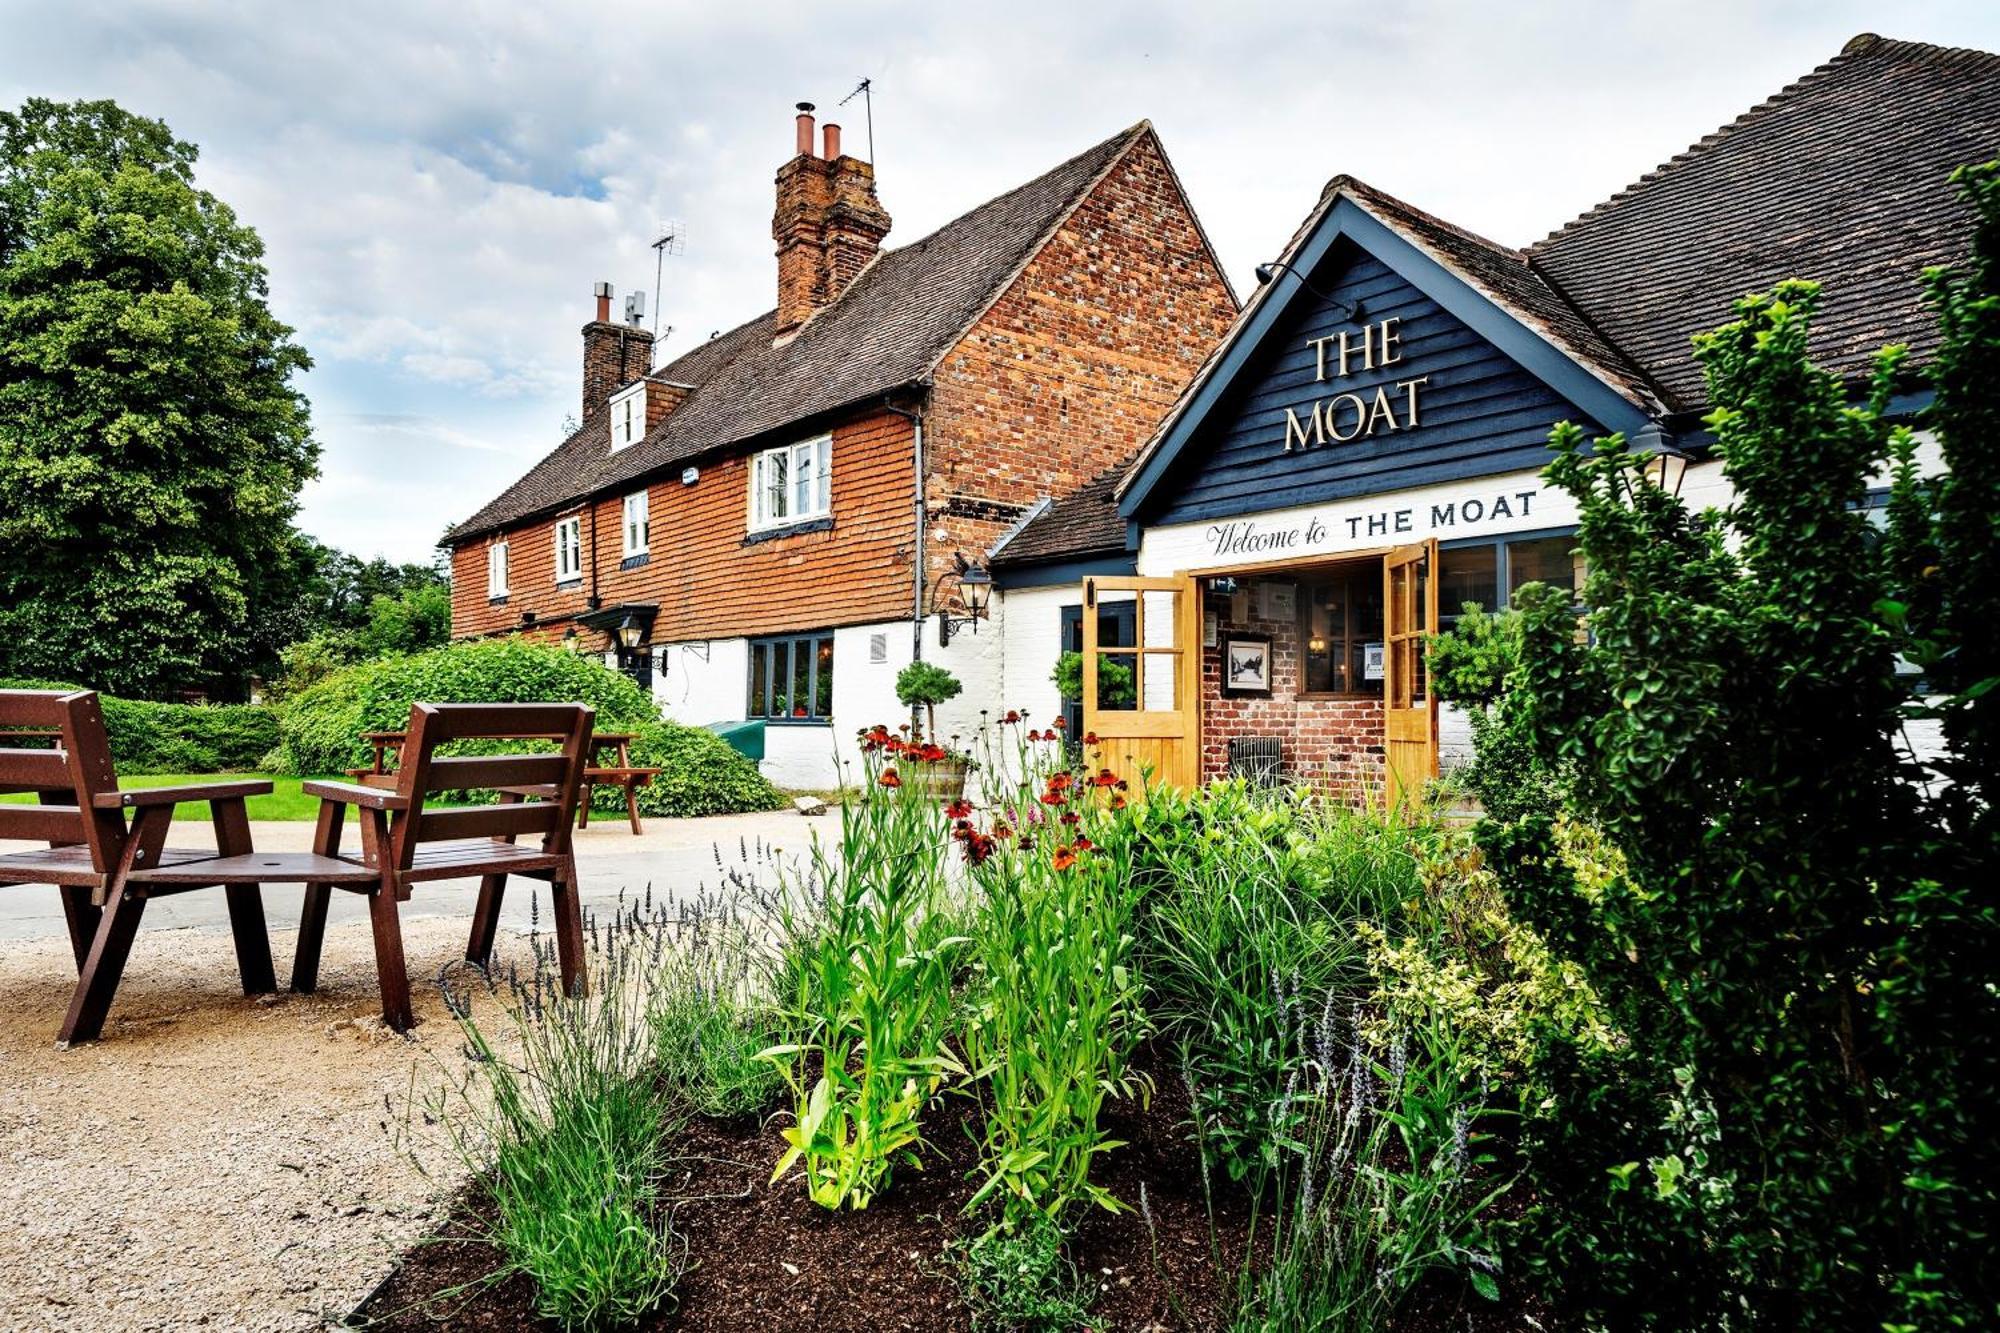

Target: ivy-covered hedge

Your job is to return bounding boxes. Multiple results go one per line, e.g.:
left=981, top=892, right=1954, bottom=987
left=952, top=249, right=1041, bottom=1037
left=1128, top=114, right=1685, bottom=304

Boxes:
left=276, top=639, right=784, bottom=817
left=0, top=676, right=279, bottom=773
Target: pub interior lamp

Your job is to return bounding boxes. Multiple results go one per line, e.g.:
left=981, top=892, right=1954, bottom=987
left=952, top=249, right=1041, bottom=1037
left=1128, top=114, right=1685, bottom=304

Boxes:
left=936, top=553, right=994, bottom=646
left=616, top=613, right=645, bottom=650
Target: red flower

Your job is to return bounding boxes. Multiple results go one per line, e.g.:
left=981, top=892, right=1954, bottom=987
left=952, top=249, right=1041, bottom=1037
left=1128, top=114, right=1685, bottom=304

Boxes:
left=1039, top=791, right=1066, bottom=807
left=1092, top=768, right=1119, bottom=788
left=1082, top=731, right=1100, bottom=747
left=1052, top=716, right=1067, bottom=731
left=1026, top=728, right=1046, bottom=743
left=960, top=831, right=996, bottom=865
left=1051, top=844, right=1078, bottom=871
left=914, top=742, right=947, bottom=763
left=992, top=821, right=1013, bottom=839
left=878, top=768, right=902, bottom=788
left=1110, top=794, right=1127, bottom=810
left=1047, top=772, right=1074, bottom=792
left=1059, top=811, right=1080, bottom=826
left=944, top=798, right=972, bottom=819
left=1073, top=835, right=1094, bottom=851
left=1004, top=710, right=1022, bottom=724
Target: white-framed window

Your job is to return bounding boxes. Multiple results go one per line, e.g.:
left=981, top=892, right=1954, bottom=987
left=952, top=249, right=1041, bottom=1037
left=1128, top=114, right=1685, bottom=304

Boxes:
left=622, top=489, right=650, bottom=557
left=485, top=541, right=509, bottom=599
left=553, top=515, right=583, bottom=583
left=749, top=433, right=833, bottom=530
left=610, top=383, right=646, bottom=452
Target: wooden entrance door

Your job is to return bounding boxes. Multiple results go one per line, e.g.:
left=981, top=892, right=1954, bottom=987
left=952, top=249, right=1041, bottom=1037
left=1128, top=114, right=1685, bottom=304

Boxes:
left=1082, top=575, right=1202, bottom=791
left=1383, top=540, right=1439, bottom=808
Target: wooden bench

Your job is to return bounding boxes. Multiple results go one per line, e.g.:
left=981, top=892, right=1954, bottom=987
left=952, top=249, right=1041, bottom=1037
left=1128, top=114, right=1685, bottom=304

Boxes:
left=351, top=728, right=660, bottom=835
left=0, top=691, right=597, bottom=1042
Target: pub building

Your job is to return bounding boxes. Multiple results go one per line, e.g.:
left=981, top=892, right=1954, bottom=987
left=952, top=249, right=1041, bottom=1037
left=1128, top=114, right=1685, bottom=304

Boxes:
left=989, top=33, right=1998, bottom=802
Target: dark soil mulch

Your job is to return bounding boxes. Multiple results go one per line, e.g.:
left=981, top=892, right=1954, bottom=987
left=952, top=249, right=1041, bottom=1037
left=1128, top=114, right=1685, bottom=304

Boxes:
left=350, top=1049, right=1527, bottom=1332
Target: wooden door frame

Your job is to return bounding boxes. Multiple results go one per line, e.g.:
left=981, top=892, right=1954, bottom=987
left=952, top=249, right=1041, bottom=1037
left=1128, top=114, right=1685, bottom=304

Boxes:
left=1382, top=539, right=1439, bottom=806
left=1082, top=574, right=1203, bottom=788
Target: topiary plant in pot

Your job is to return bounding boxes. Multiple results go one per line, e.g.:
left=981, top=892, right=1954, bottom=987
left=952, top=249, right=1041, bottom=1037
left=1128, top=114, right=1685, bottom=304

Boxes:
left=893, top=660, right=971, bottom=799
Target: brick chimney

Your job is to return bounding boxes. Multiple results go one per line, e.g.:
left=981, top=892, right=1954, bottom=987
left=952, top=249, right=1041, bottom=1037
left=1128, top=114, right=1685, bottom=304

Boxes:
left=773, top=103, right=891, bottom=338
left=581, top=280, right=655, bottom=419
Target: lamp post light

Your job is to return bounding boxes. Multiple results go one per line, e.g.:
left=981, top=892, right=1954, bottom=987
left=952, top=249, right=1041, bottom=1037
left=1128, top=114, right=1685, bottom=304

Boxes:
left=936, top=556, right=994, bottom=647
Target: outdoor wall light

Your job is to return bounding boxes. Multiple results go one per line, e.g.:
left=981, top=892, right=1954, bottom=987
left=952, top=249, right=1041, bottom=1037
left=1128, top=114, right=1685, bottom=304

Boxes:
left=1642, top=441, right=1693, bottom=498
left=616, top=613, right=646, bottom=650
left=935, top=553, right=994, bottom=646
left=1254, top=259, right=1363, bottom=323
left=561, top=626, right=580, bottom=653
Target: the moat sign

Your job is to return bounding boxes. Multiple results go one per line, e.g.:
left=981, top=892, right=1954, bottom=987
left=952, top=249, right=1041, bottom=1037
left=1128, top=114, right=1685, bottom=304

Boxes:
left=1281, top=317, right=1428, bottom=452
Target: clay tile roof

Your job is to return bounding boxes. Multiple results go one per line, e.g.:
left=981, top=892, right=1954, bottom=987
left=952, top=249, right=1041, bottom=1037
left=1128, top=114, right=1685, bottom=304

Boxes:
left=1528, top=33, right=2000, bottom=412
left=989, top=464, right=1130, bottom=568
left=447, top=123, right=1152, bottom=542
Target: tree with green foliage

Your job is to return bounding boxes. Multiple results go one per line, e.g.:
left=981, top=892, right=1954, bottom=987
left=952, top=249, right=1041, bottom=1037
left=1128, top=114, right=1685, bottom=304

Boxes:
left=0, top=98, right=316, bottom=698
left=1462, top=161, right=1998, bottom=1329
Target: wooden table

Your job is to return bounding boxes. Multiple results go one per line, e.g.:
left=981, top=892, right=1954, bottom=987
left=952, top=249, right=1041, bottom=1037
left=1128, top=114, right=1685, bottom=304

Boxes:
left=348, top=730, right=661, bottom=834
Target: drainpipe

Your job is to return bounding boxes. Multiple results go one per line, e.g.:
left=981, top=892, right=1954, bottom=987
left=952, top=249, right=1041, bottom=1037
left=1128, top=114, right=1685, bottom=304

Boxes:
left=879, top=394, right=928, bottom=663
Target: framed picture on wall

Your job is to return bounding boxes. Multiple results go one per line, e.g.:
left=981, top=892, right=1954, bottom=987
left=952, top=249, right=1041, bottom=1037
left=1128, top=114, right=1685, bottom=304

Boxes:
left=1221, top=632, right=1272, bottom=696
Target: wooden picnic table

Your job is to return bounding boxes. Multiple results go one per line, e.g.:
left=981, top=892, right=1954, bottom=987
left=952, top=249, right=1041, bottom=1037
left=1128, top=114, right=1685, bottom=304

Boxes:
left=347, top=729, right=661, bottom=835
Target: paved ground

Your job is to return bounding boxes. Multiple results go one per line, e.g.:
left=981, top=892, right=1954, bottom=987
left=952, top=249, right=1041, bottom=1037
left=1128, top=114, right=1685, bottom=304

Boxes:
left=0, top=807, right=821, bottom=1332
left=0, top=807, right=818, bottom=943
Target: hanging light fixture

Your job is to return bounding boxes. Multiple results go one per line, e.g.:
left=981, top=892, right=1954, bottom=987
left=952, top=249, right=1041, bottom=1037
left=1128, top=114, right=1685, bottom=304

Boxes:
left=936, top=554, right=994, bottom=646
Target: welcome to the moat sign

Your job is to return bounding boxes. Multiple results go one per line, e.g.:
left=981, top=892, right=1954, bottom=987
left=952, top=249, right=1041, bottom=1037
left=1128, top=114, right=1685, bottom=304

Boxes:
left=1281, top=317, right=1428, bottom=451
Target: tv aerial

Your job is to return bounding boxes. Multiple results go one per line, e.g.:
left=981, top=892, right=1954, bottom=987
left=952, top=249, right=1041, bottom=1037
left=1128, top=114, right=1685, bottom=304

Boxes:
left=650, top=219, right=685, bottom=341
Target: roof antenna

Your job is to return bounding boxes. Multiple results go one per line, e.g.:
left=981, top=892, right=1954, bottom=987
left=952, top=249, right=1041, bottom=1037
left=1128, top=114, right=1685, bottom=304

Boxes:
left=649, top=219, right=685, bottom=345
left=839, top=77, right=874, bottom=163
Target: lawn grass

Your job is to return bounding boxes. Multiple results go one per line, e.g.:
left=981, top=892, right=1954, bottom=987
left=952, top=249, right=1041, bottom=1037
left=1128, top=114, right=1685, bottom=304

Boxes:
left=0, top=773, right=335, bottom=821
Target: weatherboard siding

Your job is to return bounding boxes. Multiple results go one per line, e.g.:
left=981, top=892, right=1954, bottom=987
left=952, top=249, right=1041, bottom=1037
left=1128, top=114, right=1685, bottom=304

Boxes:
left=1148, top=244, right=1600, bottom=527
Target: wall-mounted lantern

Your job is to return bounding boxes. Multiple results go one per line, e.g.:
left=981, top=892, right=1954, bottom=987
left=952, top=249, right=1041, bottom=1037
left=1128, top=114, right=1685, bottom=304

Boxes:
left=1642, top=441, right=1693, bottom=498
left=935, top=553, right=994, bottom=646
left=561, top=626, right=580, bottom=653
left=616, top=612, right=646, bottom=650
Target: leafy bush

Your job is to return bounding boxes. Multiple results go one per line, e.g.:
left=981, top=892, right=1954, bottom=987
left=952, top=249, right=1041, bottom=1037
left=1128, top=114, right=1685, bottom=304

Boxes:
left=0, top=676, right=277, bottom=773
left=1427, top=605, right=1569, bottom=822
left=277, top=638, right=782, bottom=816
left=952, top=1212, right=1098, bottom=1332
left=1475, top=265, right=1999, bottom=1326
left=894, top=659, right=962, bottom=740
left=1051, top=649, right=1134, bottom=707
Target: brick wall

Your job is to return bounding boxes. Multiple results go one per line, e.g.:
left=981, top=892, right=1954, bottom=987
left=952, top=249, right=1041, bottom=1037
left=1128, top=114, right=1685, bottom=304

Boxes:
left=923, top=128, right=1237, bottom=586
left=581, top=321, right=654, bottom=419
left=450, top=406, right=917, bottom=647
left=1200, top=578, right=1386, bottom=805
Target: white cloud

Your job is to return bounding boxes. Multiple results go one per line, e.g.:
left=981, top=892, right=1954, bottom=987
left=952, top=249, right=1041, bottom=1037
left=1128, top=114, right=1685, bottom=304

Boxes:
left=5, top=0, right=1998, bottom=562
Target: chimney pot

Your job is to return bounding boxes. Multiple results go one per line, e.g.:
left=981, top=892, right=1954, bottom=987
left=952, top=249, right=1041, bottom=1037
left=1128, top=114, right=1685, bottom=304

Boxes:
left=794, top=102, right=816, bottom=157
left=823, top=122, right=841, bottom=159
left=593, top=280, right=613, bottom=323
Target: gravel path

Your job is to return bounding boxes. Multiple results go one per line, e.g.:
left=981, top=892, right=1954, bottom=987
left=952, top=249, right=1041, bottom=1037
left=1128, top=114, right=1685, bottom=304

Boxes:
left=0, top=915, right=507, bottom=1332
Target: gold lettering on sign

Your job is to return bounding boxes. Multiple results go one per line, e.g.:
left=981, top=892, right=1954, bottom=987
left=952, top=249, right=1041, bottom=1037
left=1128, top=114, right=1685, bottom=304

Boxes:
left=1283, top=316, right=1426, bottom=452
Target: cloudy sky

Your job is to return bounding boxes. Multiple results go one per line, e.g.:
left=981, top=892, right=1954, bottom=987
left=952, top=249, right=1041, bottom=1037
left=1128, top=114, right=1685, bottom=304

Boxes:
left=5, top=1, right=1997, bottom=564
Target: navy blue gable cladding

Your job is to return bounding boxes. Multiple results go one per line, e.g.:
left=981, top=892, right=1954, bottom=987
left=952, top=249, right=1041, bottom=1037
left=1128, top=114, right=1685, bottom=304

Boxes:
left=1148, top=241, right=1602, bottom=527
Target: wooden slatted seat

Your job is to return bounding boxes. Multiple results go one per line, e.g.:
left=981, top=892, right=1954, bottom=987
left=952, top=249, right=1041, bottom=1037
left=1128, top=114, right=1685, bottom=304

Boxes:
left=0, top=689, right=281, bottom=1045
left=289, top=702, right=596, bottom=1030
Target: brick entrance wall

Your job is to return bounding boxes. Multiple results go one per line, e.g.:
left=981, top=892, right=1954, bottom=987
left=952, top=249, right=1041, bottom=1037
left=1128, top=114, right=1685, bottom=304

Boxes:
left=1199, top=578, right=1385, bottom=805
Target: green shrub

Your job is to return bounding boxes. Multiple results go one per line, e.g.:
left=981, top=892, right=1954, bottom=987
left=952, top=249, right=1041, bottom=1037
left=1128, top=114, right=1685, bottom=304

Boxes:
left=1051, top=649, right=1134, bottom=707
left=953, top=1212, right=1098, bottom=1332
left=277, top=638, right=781, bottom=815
left=0, top=677, right=277, bottom=773
left=1428, top=605, right=1570, bottom=822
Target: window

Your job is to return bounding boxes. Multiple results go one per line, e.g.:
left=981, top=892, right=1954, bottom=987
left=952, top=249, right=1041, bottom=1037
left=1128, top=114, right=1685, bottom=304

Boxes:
left=553, top=515, right=583, bottom=583
left=610, top=383, right=645, bottom=451
left=748, top=633, right=834, bottom=721
left=1300, top=565, right=1386, bottom=695
left=622, top=490, right=650, bottom=556
left=1436, top=532, right=1583, bottom=631
left=750, top=434, right=833, bottom=530
left=486, top=541, right=509, bottom=599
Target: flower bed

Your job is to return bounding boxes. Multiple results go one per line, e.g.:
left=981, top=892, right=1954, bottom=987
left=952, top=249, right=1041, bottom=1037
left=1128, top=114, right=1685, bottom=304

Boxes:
left=355, top=717, right=1531, bottom=1331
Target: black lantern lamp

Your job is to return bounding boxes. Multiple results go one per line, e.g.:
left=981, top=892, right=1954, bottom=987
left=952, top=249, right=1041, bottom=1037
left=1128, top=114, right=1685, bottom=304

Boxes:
left=561, top=626, right=580, bottom=653
left=936, top=553, right=994, bottom=646
left=616, top=612, right=646, bottom=650
left=1643, top=441, right=1693, bottom=498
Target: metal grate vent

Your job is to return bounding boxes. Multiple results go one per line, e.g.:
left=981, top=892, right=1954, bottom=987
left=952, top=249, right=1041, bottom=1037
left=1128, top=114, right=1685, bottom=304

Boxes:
left=869, top=633, right=888, bottom=664
left=1227, top=736, right=1284, bottom=787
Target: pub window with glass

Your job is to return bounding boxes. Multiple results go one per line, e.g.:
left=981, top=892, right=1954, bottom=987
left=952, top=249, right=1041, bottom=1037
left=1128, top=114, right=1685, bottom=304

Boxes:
left=1436, top=532, right=1584, bottom=630
left=748, top=632, right=834, bottom=722
left=750, top=433, right=833, bottom=530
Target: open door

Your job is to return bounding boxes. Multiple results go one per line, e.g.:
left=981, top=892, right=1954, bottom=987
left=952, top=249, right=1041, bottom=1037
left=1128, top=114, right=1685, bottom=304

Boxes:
left=1082, top=574, right=1202, bottom=791
left=1383, top=539, right=1439, bottom=808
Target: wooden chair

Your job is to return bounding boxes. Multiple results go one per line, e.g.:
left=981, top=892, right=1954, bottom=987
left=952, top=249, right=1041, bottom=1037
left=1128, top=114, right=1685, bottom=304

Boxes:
left=0, top=689, right=279, bottom=1046
left=289, top=702, right=596, bottom=1031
